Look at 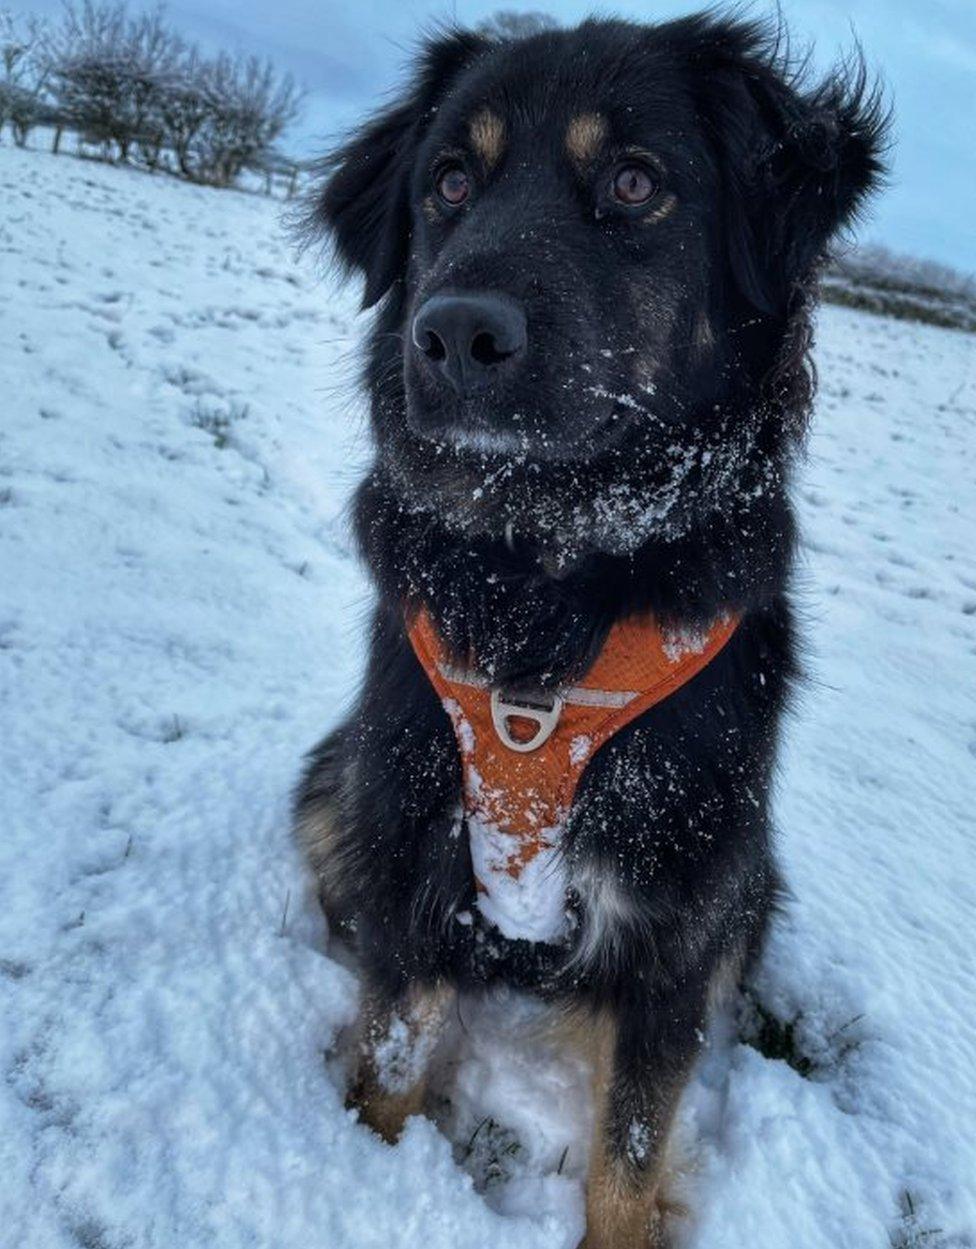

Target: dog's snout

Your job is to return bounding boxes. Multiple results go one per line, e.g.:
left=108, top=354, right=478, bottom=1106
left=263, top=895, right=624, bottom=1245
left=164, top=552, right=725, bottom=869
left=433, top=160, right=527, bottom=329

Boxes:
left=411, top=292, right=527, bottom=396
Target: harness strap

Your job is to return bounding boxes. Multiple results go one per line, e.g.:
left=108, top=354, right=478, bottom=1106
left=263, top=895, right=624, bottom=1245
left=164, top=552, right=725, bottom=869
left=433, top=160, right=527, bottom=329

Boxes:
left=407, top=608, right=739, bottom=941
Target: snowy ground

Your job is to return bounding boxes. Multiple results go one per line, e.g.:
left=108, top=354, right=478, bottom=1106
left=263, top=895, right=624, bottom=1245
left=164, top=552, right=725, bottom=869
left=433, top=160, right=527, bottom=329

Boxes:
left=1, top=144, right=974, bottom=1249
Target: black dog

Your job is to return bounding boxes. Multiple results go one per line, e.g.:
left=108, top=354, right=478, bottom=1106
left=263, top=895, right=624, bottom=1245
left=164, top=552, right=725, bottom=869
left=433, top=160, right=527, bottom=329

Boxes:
left=294, top=14, right=885, bottom=1245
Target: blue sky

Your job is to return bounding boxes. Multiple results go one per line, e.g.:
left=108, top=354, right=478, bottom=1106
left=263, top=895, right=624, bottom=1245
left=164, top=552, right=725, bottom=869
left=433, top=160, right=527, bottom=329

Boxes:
left=20, top=0, right=976, bottom=270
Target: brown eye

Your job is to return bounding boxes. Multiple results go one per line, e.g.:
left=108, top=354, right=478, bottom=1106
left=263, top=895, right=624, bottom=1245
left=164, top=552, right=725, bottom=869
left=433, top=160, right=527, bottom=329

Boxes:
left=611, top=164, right=658, bottom=206
left=436, top=164, right=470, bottom=207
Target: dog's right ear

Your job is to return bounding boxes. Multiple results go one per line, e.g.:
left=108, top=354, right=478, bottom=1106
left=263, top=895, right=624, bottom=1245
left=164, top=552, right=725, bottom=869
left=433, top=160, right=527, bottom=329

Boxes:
left=302, top=30, right=488, bottom=309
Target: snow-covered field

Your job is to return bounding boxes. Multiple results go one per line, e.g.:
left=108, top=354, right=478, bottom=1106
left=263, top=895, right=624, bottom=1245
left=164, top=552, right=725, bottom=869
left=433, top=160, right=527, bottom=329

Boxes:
left=1, top=144, right=974, bottom=1249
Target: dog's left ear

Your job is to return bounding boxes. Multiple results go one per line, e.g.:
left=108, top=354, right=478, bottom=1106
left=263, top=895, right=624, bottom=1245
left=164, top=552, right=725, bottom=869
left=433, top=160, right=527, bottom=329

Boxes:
left=300, top=29, right=488, bottom=309
left=689, top=21, right=890, bottom=314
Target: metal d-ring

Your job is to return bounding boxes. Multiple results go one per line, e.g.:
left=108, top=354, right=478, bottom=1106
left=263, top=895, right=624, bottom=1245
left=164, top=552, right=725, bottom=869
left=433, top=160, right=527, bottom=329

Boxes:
left=490, top=687, right=564, bottom=753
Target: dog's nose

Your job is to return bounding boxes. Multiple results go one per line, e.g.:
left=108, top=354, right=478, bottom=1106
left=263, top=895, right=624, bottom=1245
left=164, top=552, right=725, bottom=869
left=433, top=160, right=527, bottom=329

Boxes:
left=411, top=292, right=527, bottom=396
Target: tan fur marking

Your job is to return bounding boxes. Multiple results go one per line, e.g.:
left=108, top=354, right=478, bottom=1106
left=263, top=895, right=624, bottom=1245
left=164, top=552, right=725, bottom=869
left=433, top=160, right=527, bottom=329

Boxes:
left=349, top=984, right=455, bottom=1144
left=584, top=1013, right=661, bottom=1248
left=585, top=1147, right=668, bottom=1249
left=294, top=799, right=341, bottom=888
left=566, top=113, right=609, bottom=165
left=352, top=1082, right=426, bottom=1145
left=641, top=191, right=678, bottom=225
left=706, top=943, right=747, bottom=1014
left=561, top=1010, right=683, bottom=1249
left=469, top=109, right=506, bottom=169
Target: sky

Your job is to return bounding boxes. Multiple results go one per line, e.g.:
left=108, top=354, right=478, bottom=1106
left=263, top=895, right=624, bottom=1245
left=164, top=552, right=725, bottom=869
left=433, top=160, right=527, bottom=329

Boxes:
left=17, top=0, right=976, bottom=271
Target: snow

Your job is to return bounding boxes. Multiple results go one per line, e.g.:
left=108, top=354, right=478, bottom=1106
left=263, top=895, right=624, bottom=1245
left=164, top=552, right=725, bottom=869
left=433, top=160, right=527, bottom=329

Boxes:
left=467, top=806, right=569, bottom=944
left=1, top=142, right=975, bottom=1249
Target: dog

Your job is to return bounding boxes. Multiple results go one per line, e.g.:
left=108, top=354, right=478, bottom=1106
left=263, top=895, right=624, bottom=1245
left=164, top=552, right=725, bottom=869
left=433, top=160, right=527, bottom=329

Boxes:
left=293, top=13, right=886, bottom=1246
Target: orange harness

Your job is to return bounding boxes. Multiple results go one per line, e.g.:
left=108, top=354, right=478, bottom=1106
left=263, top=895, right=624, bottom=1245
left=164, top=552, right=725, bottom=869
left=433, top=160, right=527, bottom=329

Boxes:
left=408, top=609, right=738, bottom=943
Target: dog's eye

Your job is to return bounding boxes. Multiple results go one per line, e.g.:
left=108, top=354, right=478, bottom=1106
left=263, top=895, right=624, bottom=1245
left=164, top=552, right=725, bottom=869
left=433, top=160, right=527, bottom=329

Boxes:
left=611, top=164, right=658, bottom=207
left=435, top=164, right=470, bottom=207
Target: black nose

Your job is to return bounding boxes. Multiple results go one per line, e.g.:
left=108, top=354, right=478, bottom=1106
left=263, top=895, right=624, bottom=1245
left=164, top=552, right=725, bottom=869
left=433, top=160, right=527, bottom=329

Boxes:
left=411, top=292, right=527, bottom=396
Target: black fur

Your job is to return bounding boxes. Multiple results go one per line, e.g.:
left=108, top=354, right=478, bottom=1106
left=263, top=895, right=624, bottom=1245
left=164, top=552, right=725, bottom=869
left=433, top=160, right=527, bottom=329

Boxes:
left=294, top=11, right=886, bottom=1233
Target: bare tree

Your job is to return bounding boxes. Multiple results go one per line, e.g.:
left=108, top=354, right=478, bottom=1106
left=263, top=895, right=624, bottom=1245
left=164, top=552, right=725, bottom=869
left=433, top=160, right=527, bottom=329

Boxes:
left=155, top=44, right=208, bottom=177
left=48, top=2, right=182, bottom=164
left=18, top=0, right=305, bottom=187
left=0, top=9, right=50, bottom=145
left=47, top=2, right=128, bottom=155
left=191, top=52, right=303, bottom=186
left=124, top=9, right=183, bottom=169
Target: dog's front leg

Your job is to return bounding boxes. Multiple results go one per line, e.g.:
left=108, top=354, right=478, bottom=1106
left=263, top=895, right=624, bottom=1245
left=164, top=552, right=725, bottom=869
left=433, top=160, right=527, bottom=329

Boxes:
left=581, top=985, right=706, bottom=1249
left=348, top=981, right=455, bottom=1144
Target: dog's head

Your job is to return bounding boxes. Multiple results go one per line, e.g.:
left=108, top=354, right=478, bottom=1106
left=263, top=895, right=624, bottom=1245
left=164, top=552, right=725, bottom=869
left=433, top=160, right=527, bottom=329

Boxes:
left=305, top=15, right=886, bottom=562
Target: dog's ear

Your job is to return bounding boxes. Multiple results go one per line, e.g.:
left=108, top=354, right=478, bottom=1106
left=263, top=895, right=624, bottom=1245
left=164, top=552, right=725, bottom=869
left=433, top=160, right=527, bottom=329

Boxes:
left=301, top=29, right=488, bottom=309
left=686, top=20, right=889, bottom=314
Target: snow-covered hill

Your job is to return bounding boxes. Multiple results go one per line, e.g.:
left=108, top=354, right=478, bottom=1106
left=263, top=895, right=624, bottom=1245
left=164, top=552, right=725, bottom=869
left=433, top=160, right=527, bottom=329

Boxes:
left=1, top=145, right=974, bottom=1249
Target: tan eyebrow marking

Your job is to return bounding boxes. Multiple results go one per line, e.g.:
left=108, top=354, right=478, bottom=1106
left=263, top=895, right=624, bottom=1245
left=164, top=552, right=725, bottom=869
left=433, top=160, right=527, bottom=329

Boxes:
left=642, top=192, right=678, bottom=224
left=469, top=109, right=506, bottom=169
left=565, top=113, right=608, bottom=165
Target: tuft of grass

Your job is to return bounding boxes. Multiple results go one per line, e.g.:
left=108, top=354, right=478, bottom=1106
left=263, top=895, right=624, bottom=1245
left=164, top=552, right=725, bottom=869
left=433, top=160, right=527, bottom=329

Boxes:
left=739, top=991, right=868, bottom=1082
left=738, top=991, right=815, bottom=1078
left=70, top=1219, right=115, bottom=1249
left=189, top=399, right=249, bottom=449
left=890, top=1191, right=946, bottom=1248
left=460, top=1115, right=524, bottom=1189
